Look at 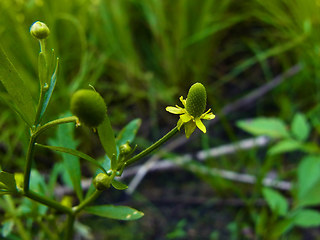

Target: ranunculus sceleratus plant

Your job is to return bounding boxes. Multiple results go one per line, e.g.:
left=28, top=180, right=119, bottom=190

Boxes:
left=0, top=21, right=215, bottom=239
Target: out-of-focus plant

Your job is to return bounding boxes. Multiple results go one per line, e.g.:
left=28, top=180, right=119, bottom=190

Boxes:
left=237, top=110, right=320, bottom=239
left=0, top=21, right=215, bottom=239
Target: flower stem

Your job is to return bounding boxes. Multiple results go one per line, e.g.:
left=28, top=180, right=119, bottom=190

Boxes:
left=23, top=116, right=78, bottom=192
left=25, top=190, right=72, bottom=214
left=73, top=190, right=102, bottom=215
left=124, top=126, right=179, bottom=167
left=64, top=214, right=75, bottom=240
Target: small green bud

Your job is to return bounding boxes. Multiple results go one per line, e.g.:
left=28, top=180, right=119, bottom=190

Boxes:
left=186, top=82, right=207, bottom=118
left=30, top=21, right=50, bottom=40
left=119, top=142, right=132, bottom=156
left=70, top=89, right=107, bottom=127
left=93, top=173, right=109, bottom=191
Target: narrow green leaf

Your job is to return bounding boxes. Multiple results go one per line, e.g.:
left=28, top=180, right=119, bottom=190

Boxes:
left=116, top=118, right=141, bottom=146
left=36, top=144, right=107, bottom=174
left=294, top=209, right=320, bottom=227
left=262, top=188, right=288, bottom=216
left=48, top=119, right=83, bottom=201
left=85, top=205, right=144, bottom=221
left=237, top=118, right=289, bottom=138
left=0, top=171, right=17, bottom=192
left=268, top=139, right=302, bottom=155
left=291, top=113, right=310, bottom=142
left=39, top=58, right=59, bottom=123
left=0, top=45, right=35, bottom=126
left=111, top=179, right=128, bottom=190
left=98, top=116, right=117, bottom=160
left=297, top=155, right=320, bottom=207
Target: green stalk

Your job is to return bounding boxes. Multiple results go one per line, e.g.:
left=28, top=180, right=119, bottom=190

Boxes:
left=23, top=116, right=78, bottom=192
left=25, top=191, right=72, bottom=215
left=73, top=190, right=102, bottom=215
left=64, top=214, right=75, bottom=240
left=124, top=126, right=179, bottom=166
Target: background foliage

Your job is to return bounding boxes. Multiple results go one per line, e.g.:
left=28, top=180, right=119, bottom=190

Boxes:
left=1, top=0, right=320, bottom=239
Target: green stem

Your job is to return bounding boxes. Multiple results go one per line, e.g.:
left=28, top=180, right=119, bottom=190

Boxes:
left=64, top=214, right=75, bottom=240
left=23, top=116, right=78, bottom=192
left=25, top=191, right=72, bottom=215
left=73, top=190, right=102, bottom=215
left=124, top=126, right=179, bottom=167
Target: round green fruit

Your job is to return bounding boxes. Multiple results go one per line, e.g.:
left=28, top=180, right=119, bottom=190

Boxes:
left=71, top=89, right=107, bottom=127
left=186, top=83, right=207, bottom=118
left=93, top=173, right=109, bottom=191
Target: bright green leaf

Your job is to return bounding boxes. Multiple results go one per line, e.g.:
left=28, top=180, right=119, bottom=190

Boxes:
left=297, top=156, right=320, bottom=207
left=85, top=205, right=144, bottom=220
left=262, top=188, right=288, bottom=216
left=268, top=139, right=302, bottom=155
left=291, top=113, right=310, bottom=141
left=237, top=118, right=289, bottom=138
left=0, top=45, right=35, bottom=126
left=98, top=116, right=117, bottom=160
left=116, top=118, right=141, bottom=146
left=111, top=179, right=128, bottom=190
left=0, top=171, right=17, bottom=193
left=294, top=209, right=320, bottom=227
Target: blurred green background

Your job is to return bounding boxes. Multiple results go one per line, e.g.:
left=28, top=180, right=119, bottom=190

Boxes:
left=1, top=0, right=320, bottom=239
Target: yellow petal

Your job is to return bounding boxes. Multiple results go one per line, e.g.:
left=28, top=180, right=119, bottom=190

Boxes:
left=180, top=113, right=192, bottom=123
left=195, top=118, right=206, bottom=133
left=166, top=106, right=185, bottom=114
left=185, top=121, right=196, bottom=138
left=201, top=112, right=215, bottom=120
left=179, top=96, right=186, bottom=107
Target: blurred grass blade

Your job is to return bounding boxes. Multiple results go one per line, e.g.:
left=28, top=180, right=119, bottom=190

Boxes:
left=85, top=205, right=144, bottom=220
left=0, top=45, right=35, bottom=126
left=36, top=143, right=107, bottom=174
left=98, top=116, right=117, bottom=160
left=116, top=118, right=141, bottom=146
left=39, top=58, right=59, bottom=122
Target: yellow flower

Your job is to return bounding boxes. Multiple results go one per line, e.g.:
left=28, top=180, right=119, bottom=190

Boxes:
left=166, top=83, right=215, bottom=138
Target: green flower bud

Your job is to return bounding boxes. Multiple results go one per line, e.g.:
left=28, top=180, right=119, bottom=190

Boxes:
left=186, top=83, right=207, bottom=118
left=93, top=173, right=109, bottom=191
left=119, top=142, right=132, bottom=156
left=30, top=21, right=50, bottom=40
left=70, top=89, right=107, bottom=127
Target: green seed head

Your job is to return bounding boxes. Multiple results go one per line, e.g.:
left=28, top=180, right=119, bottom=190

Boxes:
left=30, top=21, right=50, bottom=40
left=186, top=83, right=207, bottom=118
left=70, top=89, right=107, bottom=127
left=93, top=173, right=109, bottom=191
